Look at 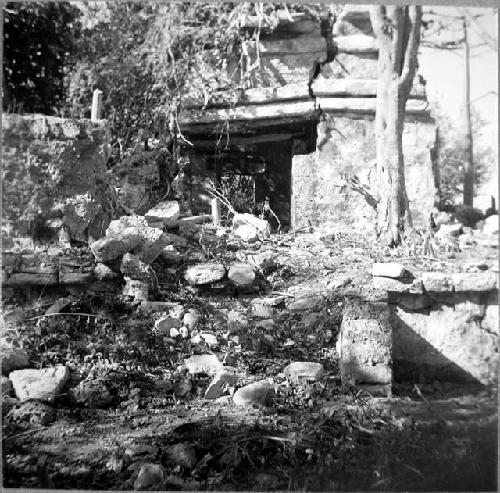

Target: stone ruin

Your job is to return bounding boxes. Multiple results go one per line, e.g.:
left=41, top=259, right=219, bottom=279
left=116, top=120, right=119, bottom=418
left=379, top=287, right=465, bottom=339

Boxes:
left=1, top=7, right=497, bottom=396
left=177, top=6, right=438, bottom=232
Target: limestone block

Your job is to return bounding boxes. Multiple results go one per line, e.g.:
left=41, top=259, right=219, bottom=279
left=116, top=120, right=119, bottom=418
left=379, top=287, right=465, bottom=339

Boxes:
left=421, top=272, right=453, bottom=293
left=120, top=253, right=151, bottom=281
left=372, top=262, right=405, bottom=279
left=184, top=263, right=226, bottom=286
left=339, top=301, right=392, bottom=385
left=185, top=354, right=223, bottom=376
left=392, top=302, right=498, bottom=384
left=122, top=277, right=149, bottom=301
left=228, top=264, right=256, bottom=286
left=10, top=365, right=69, bottom=402
left=373, top=277, right=411, bottom=293
left=451, top=272, right=498, bottom=292
left=145, top=201, right=180, bottom=228
left=2, top=348, right=30, bottom=375
left=90, top=228, right=142, bottom=262
left=283, top=362, right=324, bottom=384
left=204, top=367, right=238, bottom=399
left=233, top=213, right=271, bottom=237
left=107, top=215, right=170, bottom=264
left=233, top=380, right=275, bottom=407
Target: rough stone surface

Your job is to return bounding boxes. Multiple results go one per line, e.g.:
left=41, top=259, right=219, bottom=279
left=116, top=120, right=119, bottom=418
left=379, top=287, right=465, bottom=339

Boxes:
left=155, top=317, right=181, bottom=334
left=185, top=354, right=223, bottom=376
left=291, top=118, right=436, bottom=231
left=134, top=463, right=165, bottom=491
left=10, top=365, right=69, bottom=402
left=106, top=215, right=170, bottom=264
left=120, top=253, right=151, bottom=280
left=288, top=295, right=323, bottom=311
left=283, top=362, right=324, bottom=384
left=372, top=263, right=405, bottom=279
left=2, top=347, right=30, bottom=375
left=372, top=277, right=411, bottom=293
left=145, top=201, right=180, bottom=227
left=45, top=297, right=71, bottom=316
left=227, top=310, right=249, bottom=331
left=2, top=376, right=14, bottom=396
left=339, top=302, right=392, bottom=385
left=205, top=367, right=238, bottom=399
left=90, top=228, right=142, bottom=262
left=228, top=264, right=256, bottom=286
left=164, top=233, right=188, bottom=247
left=138, top=301, right=182, bottom=314
left=70, top=379, right=113, bottom=407
left=234, top=224, right=259, bottom=242
left=6, top=401, right=56, bottom=427
left=165, top=443, right=197, bottom=469
left=233, top=213, right=271, bottom=237
left=396, top=293, right=430, bottom=311
left=451, top=272, right=498, bottom=292
left=2, top=396, right=19, bottom=413
left=421, top=272, right=453, bottom=292
left=93, top=263, right=121, bottom=281
left=2, top=114, right=111, bottom=243
left=233, top=380, right=275, bottom=407
left=183, top=309, right=201, bottom=330
left=198, top=333, right=218, bottom=348
left=251, top=302, right=275, bottom=318
left=122, top=278, right=149, bottom=301
left=392, top=292, right=498, bottom=385
left=184, top=263, right=226, bottom=286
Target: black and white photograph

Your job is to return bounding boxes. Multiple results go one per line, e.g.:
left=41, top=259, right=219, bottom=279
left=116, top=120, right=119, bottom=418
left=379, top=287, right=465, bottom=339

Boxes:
left=1, top=1, right=498, bottom=491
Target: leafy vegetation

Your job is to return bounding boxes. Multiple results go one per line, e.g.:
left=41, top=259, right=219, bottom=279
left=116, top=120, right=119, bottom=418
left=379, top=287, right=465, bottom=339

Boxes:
left=3, top=2, right=81, bottom=114
left=434, top=103, right=494, bottom=207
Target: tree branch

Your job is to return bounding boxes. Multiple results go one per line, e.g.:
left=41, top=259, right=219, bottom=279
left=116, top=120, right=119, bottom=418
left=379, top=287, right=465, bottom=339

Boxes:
left=399, top=5, right=422, bottom=97
left=461, top=8, right=498, bottom=52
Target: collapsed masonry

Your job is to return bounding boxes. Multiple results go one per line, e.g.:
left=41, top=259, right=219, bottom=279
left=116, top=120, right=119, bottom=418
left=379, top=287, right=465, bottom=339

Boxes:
left=178, top=6, right=438, bottom=231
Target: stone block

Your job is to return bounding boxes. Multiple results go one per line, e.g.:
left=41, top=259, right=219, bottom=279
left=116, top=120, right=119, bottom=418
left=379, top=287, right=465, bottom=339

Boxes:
left=90, top=228, right=142, bottom=262
left=451, top=272, right=498, bottom=292
left=283, top=362, right=324, bottom=384
left=2, top=347, right=30, bottom=375
left=120, top=253, right=151, bottom=281
left=421, top=272, right=453, bottom=293
left=184, top=263, right=226, bottom=286
left=233, top=380, right=275, bottom=407
left=372, top=262, right=405, bottom=278
left=228, top=264, right=256, bottom=286
left=185, top=354, right=223, bottom=376
left=10, top=365, right=69, bottom=402
left=339, top=301, right=392, bottom=385
left=145, top=201, right=180, bottom=227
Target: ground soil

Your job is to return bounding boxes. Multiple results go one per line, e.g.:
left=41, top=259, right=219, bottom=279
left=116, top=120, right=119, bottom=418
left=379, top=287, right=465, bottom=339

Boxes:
left=2, top=228, right=498, bottom=491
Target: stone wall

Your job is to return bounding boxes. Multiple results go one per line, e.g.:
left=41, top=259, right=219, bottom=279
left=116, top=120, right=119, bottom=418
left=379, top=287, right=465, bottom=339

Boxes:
left=389, top=272, right=498, bottom=385
left=2, top=114, right=112, bottom=245
left=339, top=269, right=498, bottom=388
left=291, top=117, right=438, bottom=231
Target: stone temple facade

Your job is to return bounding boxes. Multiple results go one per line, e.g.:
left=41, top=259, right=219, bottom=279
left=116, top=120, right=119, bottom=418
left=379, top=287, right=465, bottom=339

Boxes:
left=178, top=6, right=438, bottom=232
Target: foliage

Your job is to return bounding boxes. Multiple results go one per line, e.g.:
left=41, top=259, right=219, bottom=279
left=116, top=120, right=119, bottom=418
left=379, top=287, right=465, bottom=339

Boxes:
left=3, top=1, right=81, bottom=114
left=65, top=2, right=250, bottom=164
left=433, top=103, right=493, bottom=207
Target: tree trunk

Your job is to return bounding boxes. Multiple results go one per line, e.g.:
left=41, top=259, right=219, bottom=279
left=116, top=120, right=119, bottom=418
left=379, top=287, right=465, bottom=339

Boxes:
left=371, top=6, right=422, bottom=246
left=462, top=18, right=474, bottom=206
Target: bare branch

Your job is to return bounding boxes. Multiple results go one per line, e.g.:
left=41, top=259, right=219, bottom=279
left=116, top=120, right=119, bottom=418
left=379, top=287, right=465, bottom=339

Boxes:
left=399, top=5, right=422, bottom=97
left=461, top=8, right=498, bottom=52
